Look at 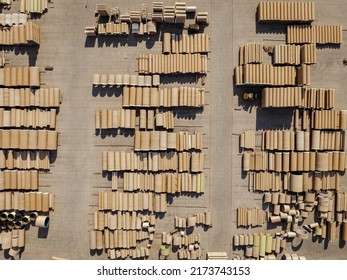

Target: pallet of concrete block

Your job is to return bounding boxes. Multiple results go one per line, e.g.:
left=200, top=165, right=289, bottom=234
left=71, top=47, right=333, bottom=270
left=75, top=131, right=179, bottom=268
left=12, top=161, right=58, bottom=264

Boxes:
left=123, top=172, right=205, bottom=194
left=85, top=26, right=97, bottom=37
left=0, top=170, right=38, bottom=191
left=122, top=86, right=205, bottom=108
left=0, top=150, right=50, bottom=170
left=93, top=74, right=155, bottom=87
left=102, top=150, right=179, bottom=172
left=178, top=248, right=202, bottom=260
left=97, top=190, right=168, bottom=213
left=300, top=44, right=316, bottom=64
left=0, top=66, right=40, bottom=87
left=287, top=25, right=342, bottom=44
left=240, top=130, right=255, bottom=150
left=0, top=13, right=28, bottom=26
left=0, top=191, right=54, bottom=212
left=0, top=22, right=40, bottom=45
left=134, top=130, right=202, bottom=151
left=0, top=108, right=57, bottom=129
left=239, top=43, right=263, bottom=65
left=207, top=252, right=227, bottom=260
left=258, top=2, right=315, bottom=22
left=139, top=109, right=175, bottom=130
left=247, top=172, right=282, bottom=192
left=0, top=129, right=58, bottom=150
left=237, top=207, right=266, bottom=227
left=311, top=109, right=346, bottom=130
left=0, top=88, right=60, bottom=108
left=20, top=0, right=48, bottom=14
left=163, top=33, right=210, bottom=54
left=97, top=22, right=130, bottom=35
left=273, top=44, right=300, bottom=65
left=138, top=53, right=208, bottom=74
left=235, top=64, right=296, bottom=86
left=95, top=109, right=136, bottom=130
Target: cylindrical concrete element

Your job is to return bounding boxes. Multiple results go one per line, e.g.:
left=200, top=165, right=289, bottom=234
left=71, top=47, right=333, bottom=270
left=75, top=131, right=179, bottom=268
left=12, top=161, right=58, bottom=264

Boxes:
left=35, top=215, right=50, bottom=228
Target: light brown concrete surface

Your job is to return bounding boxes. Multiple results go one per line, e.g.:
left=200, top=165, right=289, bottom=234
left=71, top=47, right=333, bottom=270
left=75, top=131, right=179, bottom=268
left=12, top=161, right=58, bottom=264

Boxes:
left=0, top=0, right=346, bottom=260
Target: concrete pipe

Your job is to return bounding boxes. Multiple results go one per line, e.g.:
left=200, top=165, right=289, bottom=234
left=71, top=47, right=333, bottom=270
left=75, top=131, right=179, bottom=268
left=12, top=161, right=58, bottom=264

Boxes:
left=35, top=215, right=50, bottom=228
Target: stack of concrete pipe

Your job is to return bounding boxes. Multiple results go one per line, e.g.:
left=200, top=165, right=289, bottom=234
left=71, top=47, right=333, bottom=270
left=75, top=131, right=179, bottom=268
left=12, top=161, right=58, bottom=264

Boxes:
left=0, top=129, right=58, bottom=150
left=98, top=190, right=167, bottom=213
left=102, top=150, right=204, bottom=173
left=102, top=151, right=178, bottom=172
left=244, top=151, right=346, bottom=172
left=258, top=2, right=315, bottom=22
left=287, top=25, right=342, bottom=44
left=248, top=171, right=282, bottom=192
left=174, top=2, right=186, bottom=24
left=297, top=65, right=311, bottom=86
left=206, top=252, right=227, bottom=260
left=237, top=207, right=266, bottom=227
left=0, top=88, right=60, bottom=108
left=140, top=110, right=174, bottom=130
left=137, top=53, right=208, bottom=74
left=0, top=150, right=51, bottom=170
left=97, top=22, right=129, bottom=35
left=0, top=229, right=25, bottom=258
left=95, top=108, right=136, bottom=130
left=93, top=74, right=156, bottom=87
left=0, top=13, right=28, bottom=26
left=122, top=86, right=205, bottom=108
left=239, top=43, right=263, bottom=65
left=174, top=211, right=212, bottom=228
left=0, top=66, right=40, bottom=87
left=134, top=130, right=202, bottom=151
left=0, top=170, right=39, bottom=191
left=301, top=44, right=317, bottom=64
left=261, top=87, right=334, bottom=109
left=163, top=32, right=210, bottom=54
left=20, top=0, right=48, bottom=14
left=123, top=172, right=205, bottom=194
left=310, top=109, right=345, bottom=130
left=261, top=130, right=343, bottom=151
left=273, top=44, right=301, bottom=65
left=235, top=64, right=297, bottom=86
left=336, top=192, right=347, bottom=212
left=0, top=108, right=57, bottom=129
left=240, top=130, right=256, bottom=150
left=0, top=191, right=54, bottom=212
left=0, top=22, right=40, bottom=46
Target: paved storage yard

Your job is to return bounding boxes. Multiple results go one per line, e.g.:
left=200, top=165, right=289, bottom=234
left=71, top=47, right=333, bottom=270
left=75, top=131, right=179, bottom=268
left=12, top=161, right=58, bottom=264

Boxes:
left=0, top=0, right=347, bottom=260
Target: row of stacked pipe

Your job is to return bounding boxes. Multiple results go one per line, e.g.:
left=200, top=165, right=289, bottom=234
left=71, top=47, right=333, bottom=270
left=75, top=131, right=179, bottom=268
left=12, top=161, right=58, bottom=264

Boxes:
left=90, top=2, right=208, bottom=260
left=0, top=3, right=59, bottom=259
left=85, top=2, right=209, bottom=37
left=234, top=1, right=346, bottom=260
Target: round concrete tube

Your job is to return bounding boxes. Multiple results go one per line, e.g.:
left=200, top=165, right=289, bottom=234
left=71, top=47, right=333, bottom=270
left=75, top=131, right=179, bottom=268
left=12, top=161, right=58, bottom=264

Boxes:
left=35, top=215, right=50, bottom=228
